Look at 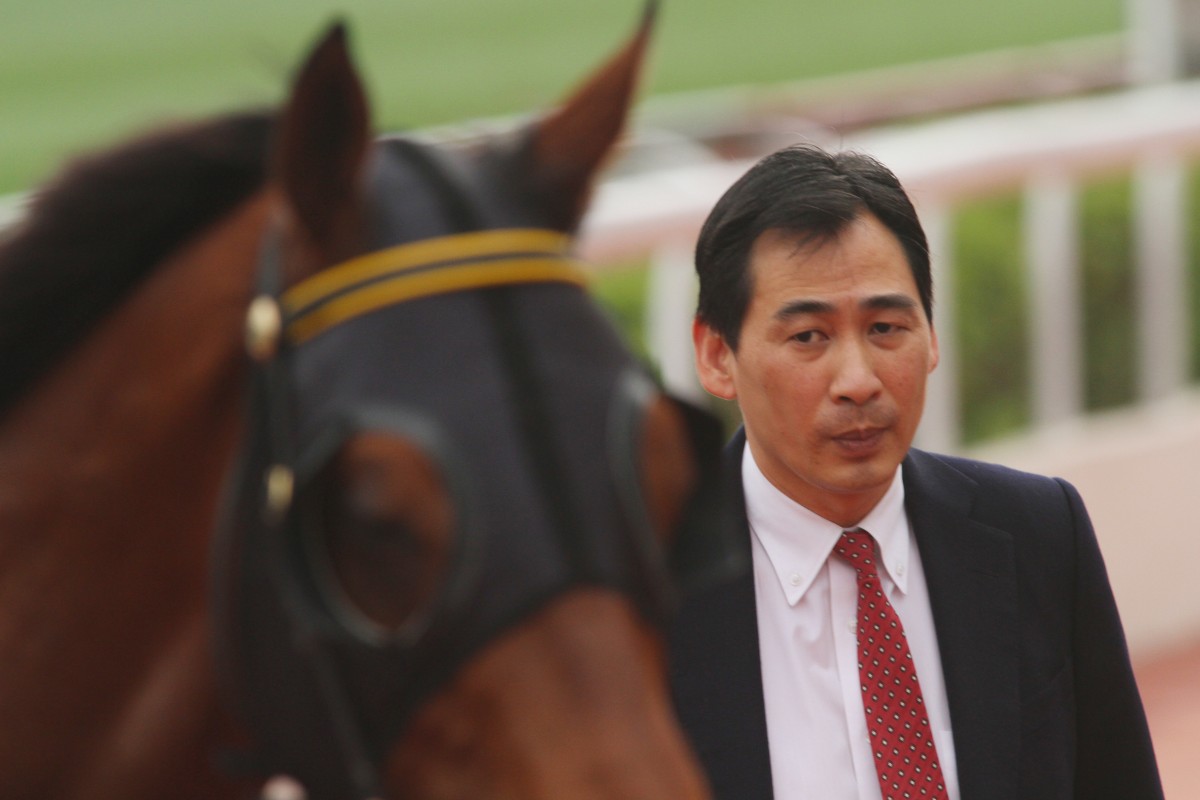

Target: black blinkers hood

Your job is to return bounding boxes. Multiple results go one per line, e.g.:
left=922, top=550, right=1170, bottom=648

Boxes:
left=210, top=225, right=743, bottom=799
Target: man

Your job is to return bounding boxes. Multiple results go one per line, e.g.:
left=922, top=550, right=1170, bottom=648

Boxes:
left=668, top=144, right=1163, bottom=800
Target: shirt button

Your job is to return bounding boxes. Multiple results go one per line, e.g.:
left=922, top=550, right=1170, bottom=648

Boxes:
left=896, top=562, right=906, bottom=578
left=848, top=618, right=858, bottom=632
left=788, top=572, right=802, bottom=587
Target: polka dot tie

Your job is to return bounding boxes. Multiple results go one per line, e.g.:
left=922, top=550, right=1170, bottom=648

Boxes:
left=833, top=528, right=949, bottom=800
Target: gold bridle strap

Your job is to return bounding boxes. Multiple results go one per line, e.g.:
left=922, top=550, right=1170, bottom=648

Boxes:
left=282, top=228, right=587, bottom=344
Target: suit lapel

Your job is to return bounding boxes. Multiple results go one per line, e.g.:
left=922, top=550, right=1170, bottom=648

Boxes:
left=903, top=450, right=1019, bottom=800
left=669, top=430, right=774, bottom=799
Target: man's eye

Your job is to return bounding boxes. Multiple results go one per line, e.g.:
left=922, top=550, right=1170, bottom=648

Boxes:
left=870, top=322, right=898, bottom=335
left=792, top=330, right=826, bottom=344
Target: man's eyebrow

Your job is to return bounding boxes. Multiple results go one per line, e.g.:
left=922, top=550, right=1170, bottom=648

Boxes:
left=773, top=293, right=918, bottom=321
left=863, top=293, right=919, bottom=312
left=774, top=299, right=835, bottom=321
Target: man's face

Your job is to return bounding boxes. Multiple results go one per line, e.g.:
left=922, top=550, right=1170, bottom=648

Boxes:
left=694, top=211, right=938, bottom=527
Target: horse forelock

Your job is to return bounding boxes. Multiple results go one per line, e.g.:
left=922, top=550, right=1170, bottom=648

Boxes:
left=0, top=111, right=274, bottom=418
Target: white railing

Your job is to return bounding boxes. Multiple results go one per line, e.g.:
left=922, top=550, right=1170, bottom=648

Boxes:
left=579, top=78, right=1200, bottom=452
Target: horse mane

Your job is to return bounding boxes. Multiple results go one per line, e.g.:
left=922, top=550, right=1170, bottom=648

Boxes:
left=0, top=110, right=274, bottom=417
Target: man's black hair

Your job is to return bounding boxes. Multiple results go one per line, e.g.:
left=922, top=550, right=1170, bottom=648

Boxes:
left=694, top=143, right=932, bottom=350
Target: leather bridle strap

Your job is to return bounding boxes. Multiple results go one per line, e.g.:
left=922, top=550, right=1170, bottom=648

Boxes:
left=282, top=228, right=586, bottom=344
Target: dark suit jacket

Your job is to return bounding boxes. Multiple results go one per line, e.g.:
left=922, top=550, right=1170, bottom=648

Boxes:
left=669, top=433, right=1164, bottom=800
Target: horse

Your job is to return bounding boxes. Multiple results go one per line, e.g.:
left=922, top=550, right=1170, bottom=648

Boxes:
left=0, top=7, right=739, bottom=799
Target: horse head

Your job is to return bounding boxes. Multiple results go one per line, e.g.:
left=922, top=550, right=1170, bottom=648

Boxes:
left=214, top=7, right=737, bottom=798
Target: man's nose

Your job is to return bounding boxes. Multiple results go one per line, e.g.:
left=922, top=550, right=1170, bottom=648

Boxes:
left=829, top=340, right=883, bottom=405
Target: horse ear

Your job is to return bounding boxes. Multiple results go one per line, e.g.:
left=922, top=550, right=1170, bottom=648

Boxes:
left=273, top=22, right=370, bottom=242
left=526, top=1, right=656, bottom=231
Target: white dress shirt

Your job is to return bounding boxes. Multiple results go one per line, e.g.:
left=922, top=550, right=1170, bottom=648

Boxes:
left=743, top=447, right=961, bottom=800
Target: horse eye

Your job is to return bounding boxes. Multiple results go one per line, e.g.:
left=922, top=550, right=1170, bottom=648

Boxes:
left=637, top=396, right=698, bottom=546
left=311, top=433, right=455, bottom=635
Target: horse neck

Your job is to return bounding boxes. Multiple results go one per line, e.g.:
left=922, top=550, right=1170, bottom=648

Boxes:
left=0, top=192, right=272, bottom=799
left=0, top=190, right=272, bottom=536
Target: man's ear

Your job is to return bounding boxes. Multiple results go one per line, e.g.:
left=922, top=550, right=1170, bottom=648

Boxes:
left=928, top=323, right=940, bottom=374
left=693, top=317, right=737, bottom=401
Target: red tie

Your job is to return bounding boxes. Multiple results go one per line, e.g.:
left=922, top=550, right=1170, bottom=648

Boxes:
left=834, top=529, right=949, bottom=800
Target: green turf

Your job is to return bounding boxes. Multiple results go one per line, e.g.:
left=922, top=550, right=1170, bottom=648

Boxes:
left=2, top=0, right=1121, bottom=194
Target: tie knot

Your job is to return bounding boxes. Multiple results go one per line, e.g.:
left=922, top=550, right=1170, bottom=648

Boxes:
left=833, top=528, right=877, bottom=570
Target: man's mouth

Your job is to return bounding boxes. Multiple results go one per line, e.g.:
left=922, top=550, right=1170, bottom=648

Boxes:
left=831, top=426, right=886, bottom=454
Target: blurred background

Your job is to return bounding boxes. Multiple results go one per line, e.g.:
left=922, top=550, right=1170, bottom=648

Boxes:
left=2, top=0, right=1196, bottom=793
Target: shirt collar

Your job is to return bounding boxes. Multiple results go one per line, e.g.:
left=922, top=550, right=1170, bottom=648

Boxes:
left=742, top=447, right=910, bottom=606
left=855, top=466, right=909, bottom=594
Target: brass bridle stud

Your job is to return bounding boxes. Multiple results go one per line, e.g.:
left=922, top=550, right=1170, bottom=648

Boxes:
left=245, top=295, right=283, bottom=362
left=260, top=775, right=306, bottom=800
left=264, top=464, right=295, bottom=522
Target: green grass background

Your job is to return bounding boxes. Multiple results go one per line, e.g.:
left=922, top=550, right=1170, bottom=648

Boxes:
left=2, top=0, right=1121, bottom=195
left=12, top=0, right=1192, bottom=445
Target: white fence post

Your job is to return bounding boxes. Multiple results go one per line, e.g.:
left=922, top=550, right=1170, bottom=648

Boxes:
left=1025, top=170, right=1085, bottom=426
left=915, top=202, right=960, bottom=452
left=646, top=242, right=704, bottom=402
left=1133, top=152, right=1192, bottom=400
left=1127, top=0, right=1185, bottom=82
